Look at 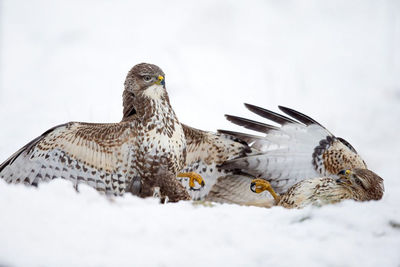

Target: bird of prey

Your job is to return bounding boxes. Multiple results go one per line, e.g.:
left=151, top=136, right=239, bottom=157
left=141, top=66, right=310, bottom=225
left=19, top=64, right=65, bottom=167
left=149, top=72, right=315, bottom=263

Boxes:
left=0, top=63, right=203, bottom=202
left=121, top=85, right=256, bottom=201
left=251, top=169, right=383, bottom=208
left=214, top=104, right=384, bottom=207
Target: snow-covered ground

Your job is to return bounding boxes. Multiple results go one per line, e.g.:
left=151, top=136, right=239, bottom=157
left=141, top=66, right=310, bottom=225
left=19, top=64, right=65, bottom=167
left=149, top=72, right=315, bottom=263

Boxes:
left=1, top=0, right=400, bottom=266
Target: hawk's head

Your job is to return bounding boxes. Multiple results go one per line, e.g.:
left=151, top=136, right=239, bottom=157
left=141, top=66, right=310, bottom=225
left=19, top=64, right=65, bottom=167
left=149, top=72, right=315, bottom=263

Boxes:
left=124, top=63, right=166, bottom=99
left=336, top=168, right=384, bottom=201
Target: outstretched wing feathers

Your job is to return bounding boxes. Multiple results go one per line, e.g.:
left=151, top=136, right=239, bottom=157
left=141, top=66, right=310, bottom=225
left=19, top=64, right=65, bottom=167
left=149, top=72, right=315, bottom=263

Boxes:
left=220, top=105, right=338, bottom=193
left=0, top=122, right=135, bottom=194
left=216, top=129, right=265, bottom=145
left=278, top=105, right=325, bottom=128
left=244, top=103, right=298, bottom=125
left=0, top=123, right=68, bottom=173
left=245, top=103, right=327, bottom=129
left=179, top=124, right=254, bottom=200
left=205, top=174, right=274, bottom=207
left=225, top=115, right=279, bottom=133
left=182, top=124, right=252, bottom=166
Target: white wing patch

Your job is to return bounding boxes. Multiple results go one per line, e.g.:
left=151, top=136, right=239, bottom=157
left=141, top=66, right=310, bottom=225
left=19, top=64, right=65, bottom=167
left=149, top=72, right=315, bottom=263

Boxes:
left=220, top=105, right=350, bottom=194
left=222, top=124, right=329, bottom=193
left=205, top=174, right=274, bottom=207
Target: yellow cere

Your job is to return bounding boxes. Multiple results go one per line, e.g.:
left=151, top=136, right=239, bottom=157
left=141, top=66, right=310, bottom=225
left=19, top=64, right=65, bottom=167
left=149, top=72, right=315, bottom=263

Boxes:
left=345, top=170, right=351, bottom=175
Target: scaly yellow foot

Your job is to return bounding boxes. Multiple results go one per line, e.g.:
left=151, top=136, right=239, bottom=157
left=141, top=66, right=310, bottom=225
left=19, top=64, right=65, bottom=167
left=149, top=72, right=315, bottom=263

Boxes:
left=250, top=178, right=280, bottom=202
left=177, top=172, right=205, bottom=189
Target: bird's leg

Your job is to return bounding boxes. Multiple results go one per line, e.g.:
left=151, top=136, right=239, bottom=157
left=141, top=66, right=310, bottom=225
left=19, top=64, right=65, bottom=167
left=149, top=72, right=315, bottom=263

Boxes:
left=250, top=178, right=280, bottom=203
left=177, top=172, right=205, bottom=189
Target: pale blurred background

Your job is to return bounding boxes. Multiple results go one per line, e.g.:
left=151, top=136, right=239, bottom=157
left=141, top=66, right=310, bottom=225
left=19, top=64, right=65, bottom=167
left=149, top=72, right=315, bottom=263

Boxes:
left=1, top=1, right=400, bottom=266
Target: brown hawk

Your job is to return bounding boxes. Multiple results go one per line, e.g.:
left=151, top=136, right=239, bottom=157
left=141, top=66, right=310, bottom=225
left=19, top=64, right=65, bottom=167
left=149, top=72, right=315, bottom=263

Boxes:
left=121, top=88, right=255, bottom=201
left=0, top=63, right=203, bottom=202
left=214, top=104, right=384, bottom=207
left=251, top=169, right=384, bottom=208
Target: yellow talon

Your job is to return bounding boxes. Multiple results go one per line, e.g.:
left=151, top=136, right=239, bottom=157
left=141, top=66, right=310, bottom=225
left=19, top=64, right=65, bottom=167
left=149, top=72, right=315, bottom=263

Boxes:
left=250, top=178, right=280, bottom=202
left=177, top=172, right=205, bottom=189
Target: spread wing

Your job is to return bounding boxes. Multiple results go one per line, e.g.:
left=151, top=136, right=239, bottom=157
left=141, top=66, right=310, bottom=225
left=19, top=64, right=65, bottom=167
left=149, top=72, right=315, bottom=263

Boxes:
left=0, top=121, right=136, bottom=195
left=205, top=174, right=274, bottom=207
left=219, top=104, right=366, bottom=193
left=178, top=124, right=254, bottom=200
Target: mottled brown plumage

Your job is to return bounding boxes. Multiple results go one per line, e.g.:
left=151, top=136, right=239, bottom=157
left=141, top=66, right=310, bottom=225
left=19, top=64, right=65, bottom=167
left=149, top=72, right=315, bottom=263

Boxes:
left=220, top=104, right=372, bottom=192
left=120, top=91, right=255, bottom=201
left=251, top=168, right=384, bottom=208
left=178, top=124, right=253, bottom=200
left=0, top=63, right=190, bottom=202
left=213, top=104, right=384, bottom=207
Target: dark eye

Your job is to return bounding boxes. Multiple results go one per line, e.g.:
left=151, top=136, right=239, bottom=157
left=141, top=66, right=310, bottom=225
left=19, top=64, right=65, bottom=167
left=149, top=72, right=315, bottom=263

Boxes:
left=354, top=177, right=363, bottom=186
left=143, top=75, right=152, bottom=82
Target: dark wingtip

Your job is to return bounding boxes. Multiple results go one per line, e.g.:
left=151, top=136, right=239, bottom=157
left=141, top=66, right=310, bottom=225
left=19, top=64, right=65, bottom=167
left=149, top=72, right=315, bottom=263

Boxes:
left=278, top=106, right=323, bottom=127
left=225, top=114, right=279, bottom=133
left=244, top=103, right=298, bottom=125
left=0, top=123, right=69, bottom=173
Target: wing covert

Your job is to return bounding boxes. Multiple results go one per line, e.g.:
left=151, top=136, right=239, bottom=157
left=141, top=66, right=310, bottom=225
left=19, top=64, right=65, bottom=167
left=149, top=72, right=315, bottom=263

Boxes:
left=219, top=104, right=366, bottom=193
left=0, top=121, right=136, bottom=195
left=178, top=124, right=254, bottom=200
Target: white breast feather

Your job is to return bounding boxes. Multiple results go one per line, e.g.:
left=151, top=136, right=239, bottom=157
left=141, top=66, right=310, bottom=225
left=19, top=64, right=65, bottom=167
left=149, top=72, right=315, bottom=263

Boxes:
left=142, top=84, right=165, bottom=99
left=140, top=96, right=185, bottom=169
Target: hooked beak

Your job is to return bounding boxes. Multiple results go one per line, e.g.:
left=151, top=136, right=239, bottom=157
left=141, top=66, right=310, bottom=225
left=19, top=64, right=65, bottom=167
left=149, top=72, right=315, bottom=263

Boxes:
left=155, top=75, right=165, bottom=86
left=336, top=169, right=352, bottom=185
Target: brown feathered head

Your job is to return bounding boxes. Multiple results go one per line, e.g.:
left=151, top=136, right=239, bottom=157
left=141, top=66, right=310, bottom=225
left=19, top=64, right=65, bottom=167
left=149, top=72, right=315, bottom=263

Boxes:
left=124, top=63, right=165, bottom=92
left=122, top=63, right=167, bottom=119
left=336, top=168, right=384, bottom=201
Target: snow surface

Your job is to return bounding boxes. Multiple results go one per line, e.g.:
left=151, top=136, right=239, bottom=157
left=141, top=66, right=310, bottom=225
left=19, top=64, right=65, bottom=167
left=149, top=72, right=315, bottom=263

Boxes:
left=1, top=0, right=400, bottom=266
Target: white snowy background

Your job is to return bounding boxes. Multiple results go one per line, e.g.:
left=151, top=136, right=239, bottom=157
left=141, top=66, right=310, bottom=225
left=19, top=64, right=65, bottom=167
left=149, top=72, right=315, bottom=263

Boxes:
left=1, top=0, right=400, bottom=266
